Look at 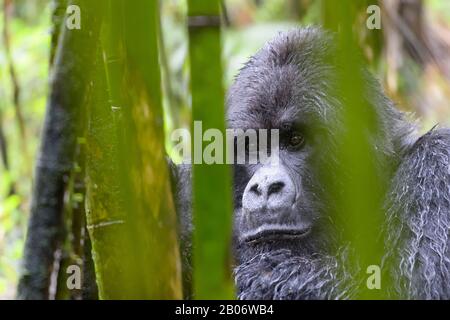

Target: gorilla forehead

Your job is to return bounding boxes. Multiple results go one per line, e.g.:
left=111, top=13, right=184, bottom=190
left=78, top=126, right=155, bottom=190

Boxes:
left=227, top=27, right=336, bottom=130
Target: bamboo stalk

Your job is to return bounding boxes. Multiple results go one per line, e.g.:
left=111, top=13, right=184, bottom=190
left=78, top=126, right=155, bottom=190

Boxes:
left=17, top=0, right=104, bottom=299
left=187, top=0, right=234, bottom=299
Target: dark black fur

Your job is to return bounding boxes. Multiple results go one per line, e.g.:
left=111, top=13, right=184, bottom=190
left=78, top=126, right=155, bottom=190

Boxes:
left=174, top=27, right=450, bottom=299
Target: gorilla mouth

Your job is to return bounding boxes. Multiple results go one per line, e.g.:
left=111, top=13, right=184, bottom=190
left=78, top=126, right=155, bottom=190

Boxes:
left=242, top=224, right=311, bottom=243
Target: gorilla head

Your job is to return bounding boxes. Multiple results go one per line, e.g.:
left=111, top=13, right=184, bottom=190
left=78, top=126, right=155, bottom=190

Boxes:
left=225, top=28, right=450, bottom=299
left=228, top=28, right=402, bottom=258
left=229, top=30, right=334, bottom=245
left=226, top=28, right=375, bottom=298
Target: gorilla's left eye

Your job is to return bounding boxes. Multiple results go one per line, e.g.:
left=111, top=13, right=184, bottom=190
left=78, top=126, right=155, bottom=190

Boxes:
left=289, top=133, right=305, bottom=149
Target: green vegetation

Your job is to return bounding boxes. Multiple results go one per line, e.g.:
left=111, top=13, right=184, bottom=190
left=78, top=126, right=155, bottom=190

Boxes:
left=0, top=0, right=450, bottom=299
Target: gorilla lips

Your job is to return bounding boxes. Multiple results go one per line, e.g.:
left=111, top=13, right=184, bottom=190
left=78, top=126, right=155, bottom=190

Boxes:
left=242, top=224, right=311, bottom=244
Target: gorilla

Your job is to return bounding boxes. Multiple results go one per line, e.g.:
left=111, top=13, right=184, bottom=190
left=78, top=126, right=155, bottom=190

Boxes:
left=173, top=27, right=450, bottom=300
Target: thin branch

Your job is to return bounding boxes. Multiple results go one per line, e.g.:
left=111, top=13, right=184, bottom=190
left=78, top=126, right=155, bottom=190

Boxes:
left=0, top=106, right=15, bottom=195
left=0, top=113, right=9, bottom=170
left=3, top=0, right=26, bottom=149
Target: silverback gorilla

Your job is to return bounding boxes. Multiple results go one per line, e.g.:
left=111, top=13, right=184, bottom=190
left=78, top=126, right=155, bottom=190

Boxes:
left=172, top=27, right=450, bottom=299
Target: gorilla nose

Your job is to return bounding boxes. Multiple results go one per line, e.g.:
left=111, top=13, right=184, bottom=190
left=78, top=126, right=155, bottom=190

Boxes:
left=242, top=165, right=296, bottom=213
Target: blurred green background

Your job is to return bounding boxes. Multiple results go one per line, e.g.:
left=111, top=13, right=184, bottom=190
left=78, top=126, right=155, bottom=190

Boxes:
left=1, top=0, right=450, bottom=299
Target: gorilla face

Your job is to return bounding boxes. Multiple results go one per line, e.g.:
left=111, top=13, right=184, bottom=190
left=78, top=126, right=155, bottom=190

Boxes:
left=227, top=29, right=340, bottom=256
left=232, top=124, right=322, bottom=248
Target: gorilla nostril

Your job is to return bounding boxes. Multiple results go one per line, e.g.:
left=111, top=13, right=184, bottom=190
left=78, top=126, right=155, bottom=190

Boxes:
left=268, top=182, right=285, bottom=196
left=249, top=183, right=261, bottom=196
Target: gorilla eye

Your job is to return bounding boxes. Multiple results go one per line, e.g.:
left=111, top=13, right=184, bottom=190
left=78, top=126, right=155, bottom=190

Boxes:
left=289, top=133, right=305, bottom=149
